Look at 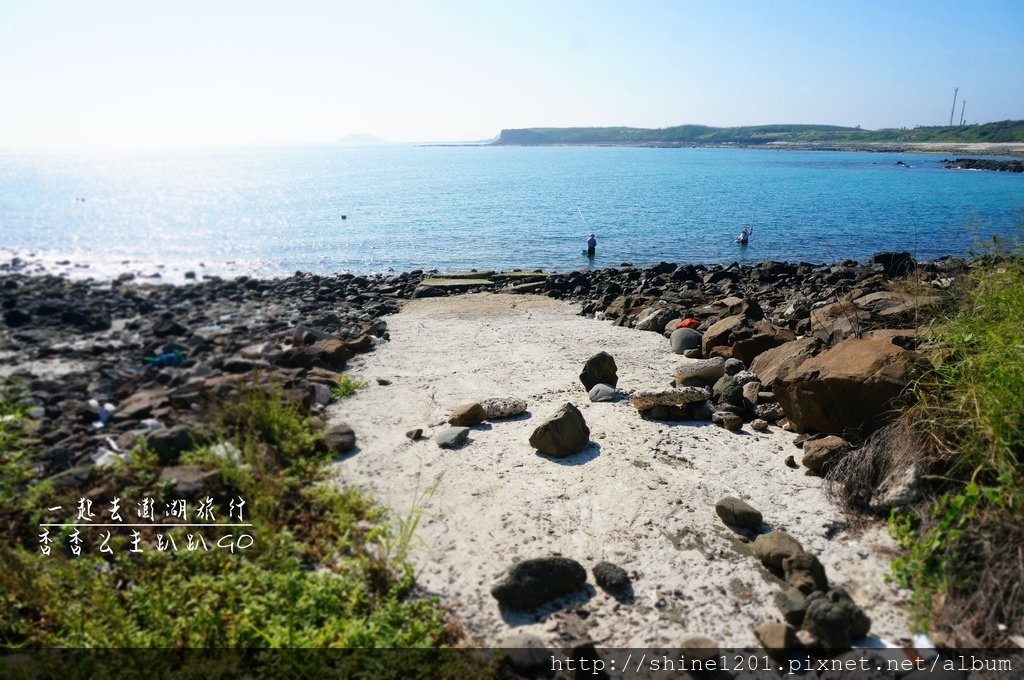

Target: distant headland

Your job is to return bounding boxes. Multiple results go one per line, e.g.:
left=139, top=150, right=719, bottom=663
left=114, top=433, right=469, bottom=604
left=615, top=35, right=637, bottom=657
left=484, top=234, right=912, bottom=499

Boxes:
left=494, top=120, right=1024, bottom=155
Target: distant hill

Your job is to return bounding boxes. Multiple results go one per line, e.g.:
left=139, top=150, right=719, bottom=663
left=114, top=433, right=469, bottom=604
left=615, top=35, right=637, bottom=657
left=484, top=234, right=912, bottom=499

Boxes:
left=494, top=120, right=1024, bottom=147
left=335, top=133, right=388, bottom=146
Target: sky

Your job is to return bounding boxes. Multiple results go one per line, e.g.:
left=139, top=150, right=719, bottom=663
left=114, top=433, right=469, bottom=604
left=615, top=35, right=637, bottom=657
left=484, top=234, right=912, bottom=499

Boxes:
left=0, top=0, right=1022, bottom=150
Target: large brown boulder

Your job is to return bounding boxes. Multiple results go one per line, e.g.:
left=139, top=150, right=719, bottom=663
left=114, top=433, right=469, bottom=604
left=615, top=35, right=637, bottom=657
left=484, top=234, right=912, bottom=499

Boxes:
left=701, top=315, right=744, bottom=357
left=529, top=403, right=590, bottom=457
left=749, top=337, right=820, bottom=389
left=774, top=337, right=916, bottom=436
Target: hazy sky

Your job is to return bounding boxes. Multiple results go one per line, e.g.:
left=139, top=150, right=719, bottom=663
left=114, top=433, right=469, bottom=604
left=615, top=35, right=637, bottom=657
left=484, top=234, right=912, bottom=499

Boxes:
left=1, top=0, right=1022, bottom=149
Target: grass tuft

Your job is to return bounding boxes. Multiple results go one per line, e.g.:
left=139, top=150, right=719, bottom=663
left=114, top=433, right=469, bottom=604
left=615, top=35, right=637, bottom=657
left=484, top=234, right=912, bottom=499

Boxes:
left=331, top=375, right=369, bottom=400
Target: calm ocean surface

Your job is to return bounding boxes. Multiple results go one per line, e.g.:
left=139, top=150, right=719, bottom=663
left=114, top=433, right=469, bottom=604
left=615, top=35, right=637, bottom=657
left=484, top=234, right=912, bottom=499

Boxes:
left=1, top=145, right=1022, bottom=280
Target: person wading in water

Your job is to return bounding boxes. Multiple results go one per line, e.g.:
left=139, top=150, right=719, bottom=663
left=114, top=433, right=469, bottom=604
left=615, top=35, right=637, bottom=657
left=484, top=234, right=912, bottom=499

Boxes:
left=586, top=233, right=597, bottom=258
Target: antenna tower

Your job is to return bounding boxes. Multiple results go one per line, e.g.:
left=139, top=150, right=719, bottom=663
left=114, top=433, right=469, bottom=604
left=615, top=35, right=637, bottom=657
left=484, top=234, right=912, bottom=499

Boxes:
left=949, top=87, right=959, bottom=126
left=960, top=101, right=966, bottom=126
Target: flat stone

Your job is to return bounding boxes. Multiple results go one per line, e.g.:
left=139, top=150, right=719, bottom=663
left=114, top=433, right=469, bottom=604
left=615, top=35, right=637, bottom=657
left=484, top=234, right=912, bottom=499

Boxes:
left=588, top=383, right=617, bottom=402
left=674, top=357, right=726, bottom=383
left=436, top=426, right=470, bottom=449
left=714, top=496, right=763, bottom=528
left=629, top=387, right=709, bottom=412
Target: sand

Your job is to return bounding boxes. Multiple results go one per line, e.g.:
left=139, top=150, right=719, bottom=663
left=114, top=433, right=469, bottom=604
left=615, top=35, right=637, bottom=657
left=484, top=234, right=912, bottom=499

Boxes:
left=327, top=293, right=911, bottom=647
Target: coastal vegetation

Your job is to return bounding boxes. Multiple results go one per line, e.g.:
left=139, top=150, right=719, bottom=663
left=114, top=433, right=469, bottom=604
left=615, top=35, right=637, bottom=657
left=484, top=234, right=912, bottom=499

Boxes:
left=495, top=120, right=1024, bottom=147
left=0, top=381, right=466, bottom=674
left=886, top=254, right=1024, bottom=645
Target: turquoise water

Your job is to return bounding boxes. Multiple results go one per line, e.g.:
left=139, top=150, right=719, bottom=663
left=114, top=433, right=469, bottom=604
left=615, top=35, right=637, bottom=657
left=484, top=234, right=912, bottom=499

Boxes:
left=0, top=145, right=1021, bottom=279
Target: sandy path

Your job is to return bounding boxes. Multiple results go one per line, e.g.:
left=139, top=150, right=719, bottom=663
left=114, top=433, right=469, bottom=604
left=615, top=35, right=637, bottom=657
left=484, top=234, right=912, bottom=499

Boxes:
left=328, top=293, right=910, bottom=647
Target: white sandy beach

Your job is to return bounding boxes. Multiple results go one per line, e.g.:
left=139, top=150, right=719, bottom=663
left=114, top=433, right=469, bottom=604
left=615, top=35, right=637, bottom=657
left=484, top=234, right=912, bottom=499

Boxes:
left=328, top=293, right=911, bottom=648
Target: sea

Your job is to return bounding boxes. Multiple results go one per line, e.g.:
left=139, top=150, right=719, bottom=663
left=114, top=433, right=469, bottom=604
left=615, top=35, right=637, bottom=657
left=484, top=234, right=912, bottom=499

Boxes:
left=1, top=145, right=1022, bottom=281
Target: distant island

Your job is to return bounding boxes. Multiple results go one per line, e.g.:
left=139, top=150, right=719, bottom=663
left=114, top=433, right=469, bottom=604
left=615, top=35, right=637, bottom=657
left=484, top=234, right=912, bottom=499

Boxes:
left=335, top=133, right=388, bottom=146
left=494, top=120, right=1024, bottom=155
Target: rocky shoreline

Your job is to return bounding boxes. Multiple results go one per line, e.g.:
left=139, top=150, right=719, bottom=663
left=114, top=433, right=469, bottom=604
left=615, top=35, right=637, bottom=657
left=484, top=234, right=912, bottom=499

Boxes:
left=1, top=251, right=962, bottom=517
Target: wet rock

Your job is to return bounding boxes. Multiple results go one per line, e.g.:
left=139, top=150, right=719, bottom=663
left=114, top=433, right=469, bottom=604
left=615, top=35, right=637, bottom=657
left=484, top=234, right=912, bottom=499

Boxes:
left=714, top=496, right=763, bottom=528
left=579, top=351, right=618, bottom=390
left=491, top=556, right=588, bottom=610
left=592, top=561, right=630, bottom=592
left=529, top=403, right=589, bottom=457
left=436, top=426, right=470, bottom=449
left=753, top=531, right=805, bottom=569
left=448, top=402, right=486, bottom=426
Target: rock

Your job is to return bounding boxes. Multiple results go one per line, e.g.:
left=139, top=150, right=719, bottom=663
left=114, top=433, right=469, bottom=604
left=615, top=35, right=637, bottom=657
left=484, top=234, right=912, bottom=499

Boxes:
left=869, top=462, right=924, bottom=513
left=448, top=402, right=486, bottom=426
left=529, top=403, right=589, bottom=457
left=749, top=337, right=820, bottom=389
left=629, top=387, right=709, bottom=412
left=678, top=637, right=718, bottom=661
left=751, top=418, right=769, bottom=432
left=753, top=621, right=797, bottom=650
left=801, top=588, right=871, bottom=650
left=723, top=358, right=745, bottom=375
left=646, top=404, right=693, bottom=420
left=579, top=351, right=618, bottom=390
left=153, top=318, right=188, bottom=338
left=479, top=396, right=527, bottom=419
left=491, top=556, right=588, bottom=610
left=785, top=455, right=798, bottom=468
left=754, top=402, right=786, bottom=421
left=588, top=383, right=617, bottom=402
left=635, top=306, right=677, bottom=332
left=436, top=426, right=470, bottom=449
left=712, top=375, right=744, bottom=408
left=714, top=496, right=763, bottom=528
left=405, top=428, right=425, bottom=440
left=674, top=357, right=725, bottom=383
left=711, top=411, right=743, bottom=431
left=325, top=422, right=356, bottom=453
left=157, top=465, right=220, bottom=498
left=2, top=308, right=31, bottom=327
left=774, top=587, right=809, bottom=626
left=872, top=251, right=915, bottom=277
left=592, top=561, right=630, bottom=592
left=753, top=531, right=804, bottom=569
left=701, top=315, right=745, bottom=357
left=782, top=551, right=828, bottom=594
left=801, top=435, right=852, bottom=473
left=773, top=337, right=917, bottom=436
left=144, top=425, right=195, bottom=464
left=810, top=300, right=871, bottom=343
left=742, top=381, right=761, bottom=404
left=669, top=328, right=703, bottom=354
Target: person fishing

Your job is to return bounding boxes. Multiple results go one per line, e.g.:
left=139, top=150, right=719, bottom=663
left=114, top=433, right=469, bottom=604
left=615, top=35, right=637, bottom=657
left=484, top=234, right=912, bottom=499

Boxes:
left=736, top=227, right=752, bottom=245
left=586, top=233, right=597, bottom=257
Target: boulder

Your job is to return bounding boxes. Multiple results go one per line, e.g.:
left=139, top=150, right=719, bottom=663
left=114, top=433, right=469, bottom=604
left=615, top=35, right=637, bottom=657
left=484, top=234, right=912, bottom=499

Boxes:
left=449, top=402, right=486, bottom=426
left=801, top=436, right=852, bottom=473
left=712, top=375, right=744, bottom=408
left=629, top=387, right=709, bottom=412
left=810, top=300, right=871, bottom=343
left=773, top=337, right=917, bottom=436
left=325, top=422, right=356, bottom=453
left=701, top=315, right=744, bottom=357
left=872, top=251, right=915, bottom=277
left=588, top=383, right=617, bottom=402
left=529, top=403, right=589, bottom=457
left=491, top=556, right=588, bottom=610
left=774, top=587, right=809, bottom=626
left=674, top=357, right=726, bottom=383
left=592, top=561, right=630, bottom=592
left=749, top=337, right=820, bottom=389
left=782, top=551, right=829, bottom=594
left=714, top=496, right=763, bottom=528
left=753, top=622, right=797, bottom=651
left=479, top=397, right=528, bottom=420
left=711, top=411, right=743, bottom=431
left=669, top=328, right=703, bottom=354
left=801, top=589, right=871, bottom=650
left=144, top=425, right=194, bottom=465
left=635, top=306, right=677, bottom=332
left=753, top=531, right=804, bottom=569
left=436, top=426, right=470, bottom=449
left=579, top=352, right=618, bottom=390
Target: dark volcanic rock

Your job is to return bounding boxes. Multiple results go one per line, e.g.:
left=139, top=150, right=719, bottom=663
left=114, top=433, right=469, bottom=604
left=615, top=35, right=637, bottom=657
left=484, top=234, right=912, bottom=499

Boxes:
left=144, top=425, right=195, bottom=465
left=325, top=422, right=356, bottom=453
left=592, top=561, right=630, bottom=592
left=491, top=556, right=588, bottom=610
left=579, top=351, right=618, bottom=390
left=529, top=403, right=590, bottom=457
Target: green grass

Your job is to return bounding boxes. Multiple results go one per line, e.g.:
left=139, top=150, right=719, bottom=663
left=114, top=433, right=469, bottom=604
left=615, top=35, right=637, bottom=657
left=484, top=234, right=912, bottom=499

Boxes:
left=331, top=375, right=369, bottom=400
left=888, top=255, right=1024, bottom=643
left=0, top=383, right=473, bottom=672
